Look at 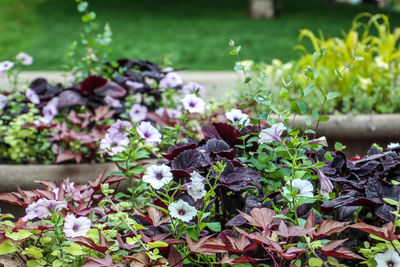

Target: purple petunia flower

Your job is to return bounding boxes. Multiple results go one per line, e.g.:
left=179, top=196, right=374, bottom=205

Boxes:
left=159, top=72, right=183, bottom=89
left=129, top=103, right=147, bottom=122
left=16, top=52, right=33, bottom=65
left=104, top=95, right=123, bottom=108
left=100, top=132, right=130, bottom=156
left=182, top=82, right=206, bottom=98
left=137, top=121, right=162, bottom=146
left=42, top=97, right=58, bottom=122
left=126, top=80, right=144, bottom=91
left=22, top=199, right=68, bottom=222
left=0, top=61, right=14, bottom=72
left=108, top=119, right=133, bottom=136
left=0, top=94, right=8, bottom=110
left=155, top=108, right=182, bottom=119
left=181, top=94, right=206, bottom=114
left=26, top=88, right=40, bottom=104
left=63, top=214, right=91, bottom=238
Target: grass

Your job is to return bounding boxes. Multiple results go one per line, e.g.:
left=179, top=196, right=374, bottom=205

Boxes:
left=1, top=0, right=400, bottom=70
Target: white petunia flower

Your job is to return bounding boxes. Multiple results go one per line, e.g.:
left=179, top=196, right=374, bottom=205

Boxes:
left=0, top=94, right=8, bottom=110
left=126, top=80, right=144, bottom=91
left=185, top=172, right=207, bottom=201
left=182, top=82, right=206, bottom=98
left=282, top=178, right=314, bottom=200
left=26, top=88, right=40, bottom=104
left=100, top=132, right=130, bottom=156
left=143, top=164, right=173, bottom=190
left=181, top=94, right=206, bottom=114
left=0, top=61, right=14, bottom=72
left=137, top=121, right=162, bottom=146
left=159, top=72, right=183, bottom=89
left=168, top=199, right=197, bottom=222
left=258, top=123, right=286, bottom=144
left=387, top=143, right=400, bottom=150
left=63, top=214, right=91, bottom=238
left=129, top=103, right=147, bottom=122
left=375, top=250, right=400, bottom=267
left=104, top=95, right=122, bottom=108
left=225, top=108, right=250, bottom=126
left=16, top=52, right=33, bottom=65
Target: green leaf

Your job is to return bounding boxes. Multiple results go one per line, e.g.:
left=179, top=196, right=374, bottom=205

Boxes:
left=327, top=257, right=339, bottom=266
left=186, top=228, right=198, bottom=241
left=230, top=50, right=238, bottom=55
left=77, top=1, right=88, bottom=12
left=383, top=198, right=399, bottom=206
left=309, top=257, right=323, bottom=267
left=291, top=101, right=307, bottom=115
left=81, top=12, right=96, bottom=22
left=234, top=64, right=243, bottom=71
left=6, top=230, right=32, bottom=240
left=334, top=69, right=343, bottom=81
left=327, top=92, right=340, bottom=100
left=26, top=260, right=42, bottom=267
left=293, top=171, right=306, bottom=179
left=334, top=142, right=343, bottom=151
left=0, top=241, right=16, bottom=255
left=244, top=76, right=252, bottom=83
left=52, top=260, right=63, bottom=267
left=24, top=247, right=43, bottom=259
left=280, top=88, right=289, bottom=99
left=148, top=241, right=168, bottom=248
left=312, top=110, right=320, bottom=121
left=206, top=222, right=221, bottom=232
left=318, top=116, right=329, bottom=122
left=305, top=117, right=312, bottom=127
left=67, top=243, right=85, bottom=256
left=304, top=84, right=315, bottom=96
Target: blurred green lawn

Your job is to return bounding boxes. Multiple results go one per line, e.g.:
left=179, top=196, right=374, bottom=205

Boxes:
left=1, top=0, right=399, bottom=70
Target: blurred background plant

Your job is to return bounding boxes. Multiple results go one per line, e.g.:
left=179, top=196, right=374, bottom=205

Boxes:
left=246, top=13, right=400, bottom=114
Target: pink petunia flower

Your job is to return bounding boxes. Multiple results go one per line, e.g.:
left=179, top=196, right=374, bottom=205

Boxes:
left=104, top=95, right=123, bottom=108
left=181, top=94, right=206, bottom=114
left=26, top=88, right=40, bottom=104
left=137, top=121, right=162, bottom=146
left=129, top=103, right=147, bottom=122
left=159, top=72, right=183, bottom=89
left=16, top=52, right=33, bottom=65
left=63, top=214, right=91, bottom=238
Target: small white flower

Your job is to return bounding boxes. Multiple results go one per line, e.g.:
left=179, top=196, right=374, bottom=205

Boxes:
left=308, top=136, right=328, bottom=147
left=159, top=72, right=183, bottom=89
left=143, top=164, right=173, bottom=190
left=104, top=95, right=123, bottom=108
left=26, top=88, right=40, bottom=104
left=315, top=169, right=333, bottom=198
left=181, top=94, right=206, bottom=114
left=282, top=178, right=314, bottom=200
left=375, top=250, right=400, bottom=267
left=42, top=98, right=58, bottom=122
left=63, top=214, right=91, bottom=238
left=387, top=143, right=400, bottom=150
left=137, top=121, right=162, bottom=146
left=129, top=103, right=147, bottom=122
left=182, top=82, right=206, bottom=97
left=225, top=108, right=250, bottom=125
left=0, top=61, right=14, bottom=72
left=168, top=199, right=197, bottom=222
left=16, top=52, right=33, bottom=65
left=186, top=172, right=206, bottom=201
left=0, top=94, right=8, bottom=110
left=258, top=123, right=286, bottom=144
left=155, top=108, right=182, bottom=119
left=126, top=80, right=144, bottom=91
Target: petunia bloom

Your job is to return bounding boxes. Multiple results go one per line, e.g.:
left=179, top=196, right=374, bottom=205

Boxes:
left=0, top=61, right=14, bottom=72
left=42, top=97, right=58, bottom=122
left=137, top=121, right=162, bottom=146
left=282, top=178, right=314, bottom=200
left=22, top=199, right=68, bottom=222
left=63, top=214, right=91, bottom=238
left=100, top=132, right=130, bottom=156
left=108, top=119, right=132, bottom=136
left=225, top=108, right=250, bottom=126
left=375, top=250, right=400, bottom=267
left=129, top=103, right=147, bottom=122
left=16, top=52, right=33, bottom=65
left=26, top=88, right=40, bottom=104
left=143, top=164, right=173, bottom=190
left=159, top=72, right=183, bottom=89
left=181, top=94, right=206, bottom=114
left=315, top=169, right=333, bottom=198
left=182, top=82, right=206, bottom=98
left=387, top=142, right=400, bottom=150
left=258, top=123, right=286, bottom=144
left=155, top=108, right=182, bottom=119
left=185, top=172, right=207, bottom=201
left=0, top=94, right=8, bottom=110
left=168, top=199, right=197, bottom=222
left=104, top=95, right=123, bottom=108
left=126, top=80, right=144, bottom=91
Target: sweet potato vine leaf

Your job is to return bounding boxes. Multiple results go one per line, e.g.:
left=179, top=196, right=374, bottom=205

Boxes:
left=83, top=254, right=124, bottom=267
left=134, top=206, right=169, bottom=227
left=305, top=211, right=350, bottom=239
left=350, top=222, right=400, bottom=241
left=168, top=246, right=183, bottom=267
left=237, top=207, right=277, bottom=230
left=186, top=235, right=227, bottom=255
left=126, top=250, right=168, bottom=267
left=275, top=221, right=315, bottom=238
left=320, top=239, right=365, bottom=260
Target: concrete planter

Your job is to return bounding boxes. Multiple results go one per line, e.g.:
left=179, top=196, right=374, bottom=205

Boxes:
left=290, top=114, right=400, bottom=156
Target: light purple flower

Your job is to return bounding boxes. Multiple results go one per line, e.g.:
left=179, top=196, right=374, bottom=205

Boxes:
left=104, top=95, right=122, bottom=108
left=22, top=199, right=68, bottom=222
left=63, top=214, right=91, bottom=238
left=0, top=61, right=14, bottom=72
left=42, top=98, right=58, bottom=122
left=184, top=172, right=206, bottom=201
left=129, top=103, right=147, bottom=122
left=26, top=88, right=40, bottom=104
left=108, top=119, right=132, bottom=136
left=315, top=169, right=334, bottom=198
left=225, top=108, right=250, bottom=126
left=100, top=132, right=130, bottom=156
left=137, top=121, right=162, bottom=146
left=308, top=136, right=328, bottom=147
left=159, top=72, right=183, bottom=89
left=258, top=123, right=286, bottom=144
left=0, top=94, right=7, bottom=110
left=16, top=52, right=33, bottom=65
left=181, top=94, right=206, bottom=114
left=155, top=108, right=182, bottom=119
left=143, top=164, right=173, bottom=190
left=182, top=82, right=206, bottom=98
left=126, top=80, right=144, bottom=91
